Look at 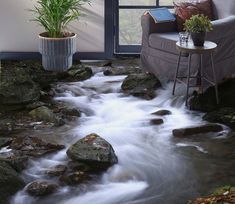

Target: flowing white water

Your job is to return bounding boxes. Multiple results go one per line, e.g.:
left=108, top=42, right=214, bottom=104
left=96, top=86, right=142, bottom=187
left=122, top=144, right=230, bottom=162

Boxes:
left=12, top=72, right=222, bottom=204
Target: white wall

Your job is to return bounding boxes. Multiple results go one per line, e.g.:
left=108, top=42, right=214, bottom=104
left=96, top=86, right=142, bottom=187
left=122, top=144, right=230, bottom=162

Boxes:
left=0, top=0, right=105, bottom=52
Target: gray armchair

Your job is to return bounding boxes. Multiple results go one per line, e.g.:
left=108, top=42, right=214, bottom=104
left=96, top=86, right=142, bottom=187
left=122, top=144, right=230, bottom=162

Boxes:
left=141, top=0, right=235, bottom=83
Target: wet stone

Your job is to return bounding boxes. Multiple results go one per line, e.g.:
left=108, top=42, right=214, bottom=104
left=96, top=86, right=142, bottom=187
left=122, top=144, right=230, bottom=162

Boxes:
left=0, top=161, right=25, bottom=204
left=29, top=106, right=62, bottom=126
left=103, top=67, right=142, bottom=76
left=189, top=78, right=235, bottom=112
left=26, top=180, right=59, bottom=197
left=150, top=118, right=164, bottom=125
left=10, top=136, right=65, bottom=157
left=0, top=119, right=15, bottom=135
left=121, top=73, right=161, bottom=100
left=59, top=171, right=91, bottom=186
left=66, top=133, right=118, bottom=170
left=0, top=155, right=28, bottom=172
left=67, top=66, right=93, bottom=81
left=151, top=109, right=172, bottom=116
left=25, top=101, right=46, bottom=110
left=0, top=137, right=13, bottom=148
left=203, top=107, right=235, bottom=130
left=172, top=124, right=223, bottom=137
left=188, top=186, right=235, bottom=204
left=45, top=164, right=67, bottom=177
left=0, top=66, right=40, bottom=106
left=60, top=107, right=81, bottom=117
left=68, top=161, right=91, bottom=172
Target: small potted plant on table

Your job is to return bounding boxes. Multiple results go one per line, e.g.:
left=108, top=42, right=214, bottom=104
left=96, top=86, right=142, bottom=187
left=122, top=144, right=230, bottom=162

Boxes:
left=31, top=0, right=89, bottom=72
left=184, top=14, right=213, bottom=46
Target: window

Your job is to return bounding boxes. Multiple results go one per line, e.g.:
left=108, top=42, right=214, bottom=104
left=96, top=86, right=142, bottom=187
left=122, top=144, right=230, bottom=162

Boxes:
left=115, top=0, right=173, bottom=53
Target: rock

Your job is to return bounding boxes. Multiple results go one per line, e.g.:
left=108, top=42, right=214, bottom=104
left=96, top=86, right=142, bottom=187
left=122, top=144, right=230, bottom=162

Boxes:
left=172, top=124, right=223, bottom=137
left=150, top=118, right=164, bottom=125
left=81, top=60, right=111, bottom=68
left=0, top=66, right=40, bottom=106
left=151, top=110, right=172, bottom=116
left=67, top=66, right=93, bottom=81
left=0, top=137, right=13, bottom=148
left=26, top=180, right=59, bottom=197
left=66, top=133, right=118, bottom=170
left=0, top=155, right=28, bottom=172
left=29, top=106, right=64, bottom=126
left=61, top=107, right=81, bottom=117
left=68, top=161, right=91, bottom=172
left=0, top=161, right=25, bottom=204
left=189, top=78, right=235, bottom=112
left=188, top=186, right=235, bottom=204
left=103, top=67, right=142, bottom=76
left=0, top=118, right=15, bottom=135
left=121, top=73, right=161, bottom=100
left=10, top=136, right=65, bottom=157
left=25, top=101, right=46, bottom=110
left=45, top=165, right=67, bottom=177
left=110, top=58, right=140, bottom=69
left=59, top=171, right=91, bottom=185
left=203, top=108, right=235, bottom=129
left=18, top=60, right=58, bottom=89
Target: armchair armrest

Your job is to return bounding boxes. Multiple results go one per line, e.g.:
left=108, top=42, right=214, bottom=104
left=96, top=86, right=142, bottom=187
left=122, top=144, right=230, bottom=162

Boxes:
left=206, top=15, right=235, bottom=41
left=141, top=14, right=177, bottom=47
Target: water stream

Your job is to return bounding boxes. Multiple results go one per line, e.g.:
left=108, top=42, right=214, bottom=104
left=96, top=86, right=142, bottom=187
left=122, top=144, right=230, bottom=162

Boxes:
left=11, top=71, right=235, bottom=204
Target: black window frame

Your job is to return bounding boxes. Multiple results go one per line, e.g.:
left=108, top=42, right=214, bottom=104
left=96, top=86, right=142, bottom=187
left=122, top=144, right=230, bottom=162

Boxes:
left=114, top=0, right=173, bottom=54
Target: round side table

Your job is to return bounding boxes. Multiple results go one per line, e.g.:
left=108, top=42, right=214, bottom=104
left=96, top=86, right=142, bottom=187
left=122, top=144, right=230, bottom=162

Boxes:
left=172, top=41, right=219, bottom=106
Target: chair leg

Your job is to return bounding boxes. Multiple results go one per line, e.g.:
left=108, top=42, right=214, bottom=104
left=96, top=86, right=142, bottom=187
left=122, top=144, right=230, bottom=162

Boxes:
left=186, top=54, right=192, bottom=106
left=172, top=52, right=182, bottom=95
left=211, top=53, right=219, bottom=104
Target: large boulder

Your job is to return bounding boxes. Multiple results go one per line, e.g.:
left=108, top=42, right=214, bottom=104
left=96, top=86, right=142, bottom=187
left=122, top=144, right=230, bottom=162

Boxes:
left=121, top=73, right=161, bottom=100
left=189, top=78, right=235, bottom=112
left=0, top=66, right=40, bottom=106
left=25, top=180, right=59, bottom=197
left=67, top=133, right=118, bottom=170
left=172, top=124, right=223, bottom=137
left=203, top=108, right=235, bottom=130
left=0, top=161, right=25, bottom=204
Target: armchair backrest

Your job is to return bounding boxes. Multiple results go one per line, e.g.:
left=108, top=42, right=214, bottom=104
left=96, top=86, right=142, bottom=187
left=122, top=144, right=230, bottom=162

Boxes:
left=212, top=0, right=235, bottom=19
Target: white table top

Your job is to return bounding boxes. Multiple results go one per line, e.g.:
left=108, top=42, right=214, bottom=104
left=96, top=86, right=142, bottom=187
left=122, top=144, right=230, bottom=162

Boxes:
left=176, top=41, right=217, bottom=54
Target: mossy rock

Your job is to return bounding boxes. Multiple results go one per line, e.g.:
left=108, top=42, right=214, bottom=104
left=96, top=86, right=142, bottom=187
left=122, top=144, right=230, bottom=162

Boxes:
left=0, top=161, right=25, bottom=204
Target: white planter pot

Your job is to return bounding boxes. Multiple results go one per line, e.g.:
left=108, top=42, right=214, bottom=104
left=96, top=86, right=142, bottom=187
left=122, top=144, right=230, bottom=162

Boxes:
left=39, top=32, right=77, bottom=72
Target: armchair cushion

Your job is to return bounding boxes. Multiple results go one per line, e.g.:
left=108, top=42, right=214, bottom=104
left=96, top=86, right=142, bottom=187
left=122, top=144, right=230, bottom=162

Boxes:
left=149, top=32, right=178, bottom=55
left=212, top=0, right=235, bottom=19
left=174, top=0, right=213, bottom=31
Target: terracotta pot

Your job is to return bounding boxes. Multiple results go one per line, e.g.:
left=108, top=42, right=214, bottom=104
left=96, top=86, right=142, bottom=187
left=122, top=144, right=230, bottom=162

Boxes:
left=191, top=32, right=206, bottom=47
left=39, top=32, right=77, bottom=72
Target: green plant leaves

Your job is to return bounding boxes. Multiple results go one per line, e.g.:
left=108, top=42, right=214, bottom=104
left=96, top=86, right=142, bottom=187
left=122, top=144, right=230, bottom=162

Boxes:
left=184, top=14, right=213, bottom=33
left=30, top=0, right=90, bottom=38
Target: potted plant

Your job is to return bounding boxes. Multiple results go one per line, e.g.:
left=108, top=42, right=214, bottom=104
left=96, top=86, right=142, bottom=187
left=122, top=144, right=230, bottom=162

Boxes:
left=184, top=14, right=213, bottom=46
left=31, top=0, right=89, bottom=72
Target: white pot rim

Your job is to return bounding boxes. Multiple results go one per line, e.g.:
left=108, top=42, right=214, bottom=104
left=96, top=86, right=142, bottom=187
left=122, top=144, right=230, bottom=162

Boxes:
left=39, top=32, right=77, bottom=40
